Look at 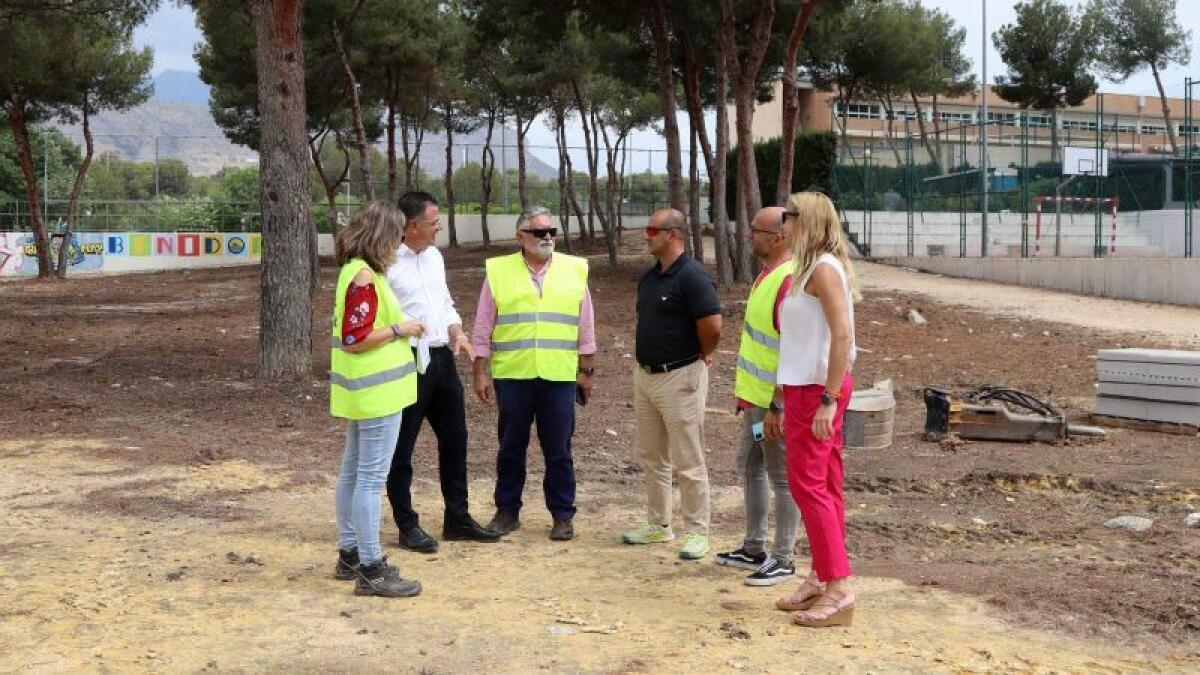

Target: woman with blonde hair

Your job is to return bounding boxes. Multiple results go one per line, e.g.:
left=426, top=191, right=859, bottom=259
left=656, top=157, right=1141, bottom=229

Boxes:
left=330, top=200, right=426, bottom=597
left=766, top=191, right=859, bottom=627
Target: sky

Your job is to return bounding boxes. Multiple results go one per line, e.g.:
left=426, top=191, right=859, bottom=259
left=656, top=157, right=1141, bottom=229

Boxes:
left=134, top=1, right=1200, bottom=171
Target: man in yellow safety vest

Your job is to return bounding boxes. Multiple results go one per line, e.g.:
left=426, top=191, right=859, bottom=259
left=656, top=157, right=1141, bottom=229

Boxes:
left=714, top=206, right=801, bottom=586
left=470, top=207, right=597, bottom=541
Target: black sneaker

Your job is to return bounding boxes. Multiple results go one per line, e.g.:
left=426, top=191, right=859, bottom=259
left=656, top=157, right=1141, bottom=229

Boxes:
left=744, top=558, right=796, bottom=586
left=714, top=547, right=767, bottom=571
left=334, top=547, right=358, bottom=580
left=354, top=556, right=422, bottom=598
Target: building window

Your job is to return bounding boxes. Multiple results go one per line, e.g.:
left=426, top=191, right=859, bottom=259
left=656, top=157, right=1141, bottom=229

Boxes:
left=987, top=112, right=1017, bottom=126
left=1026, top=115, right=1054, bottom=128
left=937, top=111, right=974, bottom=123
left=1103, top=122, right=1138, bottom=134
left=1062, top=119, right=1097, bottom=131
left=1141, top=124, right=1166, bottom=135
left=1178, top=124, right=1200, bottom=134
left=833, top=103, right=881, bottom=119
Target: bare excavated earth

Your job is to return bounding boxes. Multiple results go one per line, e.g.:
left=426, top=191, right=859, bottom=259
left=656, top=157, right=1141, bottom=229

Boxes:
left=1, top=242, right=1198, bottom=672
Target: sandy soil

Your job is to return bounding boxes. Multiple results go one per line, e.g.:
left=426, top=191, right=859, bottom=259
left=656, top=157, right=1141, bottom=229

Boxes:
left=1, top=245, right=1198, bottom=672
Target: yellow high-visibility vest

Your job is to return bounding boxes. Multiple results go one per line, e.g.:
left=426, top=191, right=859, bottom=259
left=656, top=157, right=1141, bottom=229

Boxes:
left=330, top=258, right=418, bottom=419
left=485, top=252, right=588, bottom=381
left=734, top=260, right=796, bottom=408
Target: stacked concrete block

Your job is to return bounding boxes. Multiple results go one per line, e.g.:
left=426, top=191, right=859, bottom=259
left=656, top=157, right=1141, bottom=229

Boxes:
left=1094, top=349, right=1200, bottom=426
left=845, top=380, right=895, bottom=450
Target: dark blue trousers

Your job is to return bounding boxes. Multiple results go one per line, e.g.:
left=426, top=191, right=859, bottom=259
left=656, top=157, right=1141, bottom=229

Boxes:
left=493, top=378, right=577, bottom=520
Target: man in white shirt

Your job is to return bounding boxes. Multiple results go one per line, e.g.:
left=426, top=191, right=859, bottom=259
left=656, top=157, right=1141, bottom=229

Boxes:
left=384, top=191, right=500, bottom=552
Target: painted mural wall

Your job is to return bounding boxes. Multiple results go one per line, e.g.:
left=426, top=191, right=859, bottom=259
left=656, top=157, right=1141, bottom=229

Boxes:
left=0, top=232, right=262, bottom=277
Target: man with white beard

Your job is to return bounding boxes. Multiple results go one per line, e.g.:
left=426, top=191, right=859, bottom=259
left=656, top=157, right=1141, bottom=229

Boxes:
left=471, top=207, right=596, bottom=541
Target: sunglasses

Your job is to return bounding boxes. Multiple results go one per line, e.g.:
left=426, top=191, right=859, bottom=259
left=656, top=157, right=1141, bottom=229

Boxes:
left=645, top=225, right=681, bottom=237
left=782, top=210, right=800, bottom=220
left=521, top=228, right=557, bottom=239
left=750, top=227, right=781, bottom=236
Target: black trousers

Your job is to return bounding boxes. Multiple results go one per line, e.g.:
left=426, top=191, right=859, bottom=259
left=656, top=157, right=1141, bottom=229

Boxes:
left=385, top=346, right=471, bottom=532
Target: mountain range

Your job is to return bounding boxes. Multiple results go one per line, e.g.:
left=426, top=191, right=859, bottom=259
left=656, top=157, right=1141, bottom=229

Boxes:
left=52, top=70, right=557, bottom=180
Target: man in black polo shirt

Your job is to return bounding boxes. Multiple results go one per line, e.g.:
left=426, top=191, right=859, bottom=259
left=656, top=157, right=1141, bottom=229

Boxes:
left=622, top=208, right=723, bottom=560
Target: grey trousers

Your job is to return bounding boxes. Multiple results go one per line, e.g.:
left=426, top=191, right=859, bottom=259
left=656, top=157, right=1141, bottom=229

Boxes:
left=737, top=406, right=800, bottom=564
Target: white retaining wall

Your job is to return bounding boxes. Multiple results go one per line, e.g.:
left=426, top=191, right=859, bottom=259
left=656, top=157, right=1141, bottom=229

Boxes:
left=1, top=214, right=653, bottom=277
left=844, top=209, right=1198, bottom=258
left=879, top=256, right=1200, bottom=307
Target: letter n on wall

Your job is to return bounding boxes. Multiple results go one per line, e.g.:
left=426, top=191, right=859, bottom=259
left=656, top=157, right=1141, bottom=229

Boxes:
left=154, top=234, right=175, bottom=256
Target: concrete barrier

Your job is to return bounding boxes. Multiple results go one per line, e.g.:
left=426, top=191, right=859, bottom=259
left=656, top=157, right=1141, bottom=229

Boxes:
left=880, top=256, right=1200, bottom=307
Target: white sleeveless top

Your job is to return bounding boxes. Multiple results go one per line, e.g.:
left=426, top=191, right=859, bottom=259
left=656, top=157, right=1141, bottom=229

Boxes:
left=777, top=253, right=856, bottom=386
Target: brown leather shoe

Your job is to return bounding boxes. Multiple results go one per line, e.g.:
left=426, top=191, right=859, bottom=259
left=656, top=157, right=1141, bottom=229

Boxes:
left=485, top=510, right=521, bottom=535
left=550, top=518, right=575, bottom=541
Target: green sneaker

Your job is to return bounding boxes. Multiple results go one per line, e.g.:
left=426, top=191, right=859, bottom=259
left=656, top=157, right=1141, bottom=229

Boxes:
left=622, top=521, right=675, bottom=545
left=678, top=533, right=710, bottom=560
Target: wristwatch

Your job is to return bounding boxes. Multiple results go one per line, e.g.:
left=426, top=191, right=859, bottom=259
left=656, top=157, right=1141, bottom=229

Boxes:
left=578, top=366, right=596, bottom=376
left=768, top=401, right=782, bottom=414
left=820, top=391, right=839, bottom=406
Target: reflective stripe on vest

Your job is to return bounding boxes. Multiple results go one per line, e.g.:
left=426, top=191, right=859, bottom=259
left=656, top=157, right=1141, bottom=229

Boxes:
left=485, top=252, right=587, bottom=382
left=329, top=258, right=418, bottom=419
left=742, top=323, right=781, bottom=350
left=329, top=361, right=418, bottom=390
left=733, top=260, right=796, bottom=408
left=736, top=354, right=777, bottom=385
left=495, top=311, right=580, bottom=326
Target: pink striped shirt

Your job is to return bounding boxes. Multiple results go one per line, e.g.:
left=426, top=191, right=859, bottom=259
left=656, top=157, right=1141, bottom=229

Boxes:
left=471, top=254, right=597, bottom=358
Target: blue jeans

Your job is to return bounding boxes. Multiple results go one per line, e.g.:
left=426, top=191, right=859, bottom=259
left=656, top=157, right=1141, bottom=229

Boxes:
left=335, top=411, right=403, bottom=566
left=493, top=378, right=577, bottom=519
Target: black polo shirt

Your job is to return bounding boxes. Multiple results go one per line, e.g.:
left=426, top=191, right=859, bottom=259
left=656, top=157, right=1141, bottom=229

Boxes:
left=635, top=252, right=721, bottom=367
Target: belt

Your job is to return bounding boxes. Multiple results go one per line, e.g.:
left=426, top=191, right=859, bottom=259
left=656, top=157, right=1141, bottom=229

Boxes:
left=639, top=355, right=700, bottom=374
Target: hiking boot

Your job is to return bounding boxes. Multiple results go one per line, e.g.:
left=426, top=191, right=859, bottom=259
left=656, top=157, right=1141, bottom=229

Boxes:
left=714, top=547, right=767, bottom=571
left=334, top=547, right=359, bottom=580
left=678, top=533, right=710, bottom=560
left=485, top=510, right=521, bottom=535
left=443, top=517, right=502, bottom=543
left=622, top=521, right=675, bottom=545
left=745, top=558, right=796, bottom=586
left=399, top=526, right=439, bottom=553
left=354, top=556, right=422, bottom=598
left=550, top=517, right=575, bottom=541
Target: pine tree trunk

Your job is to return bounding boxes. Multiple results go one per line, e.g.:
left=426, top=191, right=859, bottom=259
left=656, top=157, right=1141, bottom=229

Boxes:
left=480, top=110, right=495, bottom=245
left=443, top=109, right=457, bottom=248
left=386, top=98, right=398, bottom=201
left=1152, top=63, right=1179, bottom=155
left=57, top=105, right=94, bottom=279
left=331, top=20, right=373, bottom=201
left=777, top=0, right=818, bottom=206
left=5, top=102, right=50, bottom=277
left=516, top=108, right=529, bottom=211
left=648, top=0, right=686, bottom=211
left=251, top=0, right=314, bottom=380
left=552, top=103, right=574, bottom=253
left=688, top=125, right=702, bottom=261
left=911, top=93, right=939, bottom=168
left=713, top=24, right=734, bottom=288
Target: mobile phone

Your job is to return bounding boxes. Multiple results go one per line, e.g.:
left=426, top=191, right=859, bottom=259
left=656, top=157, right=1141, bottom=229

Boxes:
left=751, top=421, right=765, bottom=442
left=576, top=384, right=588, bottom=406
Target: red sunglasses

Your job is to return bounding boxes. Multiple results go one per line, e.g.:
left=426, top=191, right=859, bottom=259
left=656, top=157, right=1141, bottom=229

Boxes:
left=645, top=225, right=680, bottom=237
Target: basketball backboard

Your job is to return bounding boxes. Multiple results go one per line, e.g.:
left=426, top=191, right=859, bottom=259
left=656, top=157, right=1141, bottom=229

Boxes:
left=1063, top=146, right=1109, bottom=177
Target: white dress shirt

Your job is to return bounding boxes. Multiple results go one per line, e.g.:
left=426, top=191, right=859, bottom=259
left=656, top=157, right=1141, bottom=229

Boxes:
left=385, top=243, right=462, bottom=351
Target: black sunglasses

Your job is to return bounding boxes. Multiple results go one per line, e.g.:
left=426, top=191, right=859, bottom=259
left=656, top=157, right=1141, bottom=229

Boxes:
left=522, top=228, right=557, bottom=239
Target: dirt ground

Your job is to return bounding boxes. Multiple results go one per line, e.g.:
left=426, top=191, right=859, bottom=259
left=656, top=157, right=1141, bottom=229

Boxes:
left=2, top=242, right=1198, bottom=673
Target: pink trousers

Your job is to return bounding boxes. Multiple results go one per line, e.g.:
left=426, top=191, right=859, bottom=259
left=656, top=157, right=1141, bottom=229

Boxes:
left=783, top=377, right=853, bottom=582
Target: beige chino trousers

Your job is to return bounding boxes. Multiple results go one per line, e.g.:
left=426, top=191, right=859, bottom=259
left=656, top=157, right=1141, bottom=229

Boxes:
left=632, top=359, right=711, bottom=534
